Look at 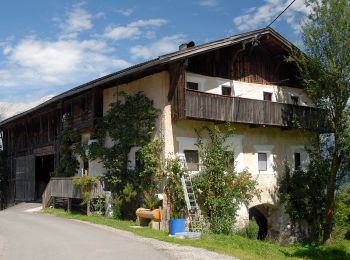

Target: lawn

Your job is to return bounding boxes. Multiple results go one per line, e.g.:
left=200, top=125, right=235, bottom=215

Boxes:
left=43, top=208, right=350, bottom=260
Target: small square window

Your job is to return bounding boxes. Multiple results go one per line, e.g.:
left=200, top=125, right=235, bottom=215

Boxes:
left=258, top=153, right=267, bottom=171
left=294, top=152, right=301, bottom=170
left=263, top=92, right=272, bottom=101
left=184, top=150, right=199, bottom=171
left=291, top=96, right=299, bottom=105
left=222, top=86, right=232, bottom=96
left=187, top=82, right=199, bottom=90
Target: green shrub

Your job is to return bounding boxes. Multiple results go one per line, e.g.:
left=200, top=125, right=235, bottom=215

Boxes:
left=237, top=218, right=259, bottom=240
left=334, top=187, right=350, bottom=240
left=72, top=176, right=97, bottom=204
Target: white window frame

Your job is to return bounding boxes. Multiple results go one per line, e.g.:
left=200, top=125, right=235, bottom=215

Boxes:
left=290, top=145, right=308, bottom=171
left=176, top=135, right=244, bottom=173
left=289, top=93, right=301, bottom=105
left=254, top=145, right=274, bottom=174
left=186, top=74, right=205, bottom=92
left=260, top=87, right=277, bottom=102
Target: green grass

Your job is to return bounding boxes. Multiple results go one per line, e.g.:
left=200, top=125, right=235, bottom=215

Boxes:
left=42, top=208, right=350, bottom=260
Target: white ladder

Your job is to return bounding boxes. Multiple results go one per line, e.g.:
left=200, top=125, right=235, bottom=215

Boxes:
left=178, top=153, right=202, bottom=232
left=180, top=174, right=202, bottom=232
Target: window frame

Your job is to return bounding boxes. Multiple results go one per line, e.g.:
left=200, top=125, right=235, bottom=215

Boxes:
left=221, top=86, right=232, bottom=96
left=186, top=81, right=199, bottom=91
left=184, top=149, right=199, bottom=171
left=258, top=152, right=268, bottom=171
left=263, top=91, right=273, bottom=101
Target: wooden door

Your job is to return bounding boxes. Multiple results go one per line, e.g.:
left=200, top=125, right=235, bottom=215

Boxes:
left=15, top=155, right=35, bottom=201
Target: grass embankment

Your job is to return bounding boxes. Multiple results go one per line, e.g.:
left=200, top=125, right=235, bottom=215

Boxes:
left=43, top=208, right=350, bottom=260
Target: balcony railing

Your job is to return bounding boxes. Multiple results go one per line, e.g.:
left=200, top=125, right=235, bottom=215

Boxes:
left=185, top=89, right=321, bottom=130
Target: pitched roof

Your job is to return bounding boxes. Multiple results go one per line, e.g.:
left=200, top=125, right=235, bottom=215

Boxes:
left=0, top=27, right=294, bottom=127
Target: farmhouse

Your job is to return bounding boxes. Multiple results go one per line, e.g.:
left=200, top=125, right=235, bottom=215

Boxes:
left=0, top=28, right=320, bottom=239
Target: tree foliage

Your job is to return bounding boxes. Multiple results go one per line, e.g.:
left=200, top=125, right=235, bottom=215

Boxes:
left=278, top=141, right=329, bottom=242
left=163, top=157, right=187, bottom=219
left=193, top=125, right=260, bottom=234
left=334, top=186, right=350, bottom=240
left=89, top=92, right=160, bottom=219
left=289, top=0, right=350, bottom=242
left=54, top=116, right=81, bottom=177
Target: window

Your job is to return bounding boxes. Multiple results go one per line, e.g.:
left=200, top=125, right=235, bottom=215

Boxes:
left=291, top=95, right=299, bottom=105
left=184, top=150, right=199, bottom=171
left=294, top=152, right=301, bottom=170
left=258, top=153, right=267, bottom=171
left=186, top=82, right=199, bottom=90
left=222, top=86, right=232, bottom=96
left=263, top=92, right=272, bottom=101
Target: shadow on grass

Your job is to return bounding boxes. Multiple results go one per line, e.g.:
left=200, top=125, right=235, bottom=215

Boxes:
left=282, top=244, right=350, bottom=260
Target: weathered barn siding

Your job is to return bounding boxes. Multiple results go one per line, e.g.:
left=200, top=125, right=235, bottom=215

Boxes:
left=1, top=88, right=103, bottom=202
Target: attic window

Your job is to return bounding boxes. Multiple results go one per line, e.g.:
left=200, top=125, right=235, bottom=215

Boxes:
left=263, top=92, right=272, bottom=101
left=291, top=96, right=299, bottom=105
left=187, top=82, right=199, bottom=91
left=222, top=86, right=232, bottom=96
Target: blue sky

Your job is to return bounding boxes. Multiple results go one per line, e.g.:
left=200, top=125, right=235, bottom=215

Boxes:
left=0, top=0, right=309, bottom=118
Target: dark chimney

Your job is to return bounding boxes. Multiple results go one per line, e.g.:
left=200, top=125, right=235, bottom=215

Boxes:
left=179, top=41, right=195, bottom=51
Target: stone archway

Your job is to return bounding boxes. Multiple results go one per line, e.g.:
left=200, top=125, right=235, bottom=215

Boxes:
left=248, top=203, right=276, bottom=240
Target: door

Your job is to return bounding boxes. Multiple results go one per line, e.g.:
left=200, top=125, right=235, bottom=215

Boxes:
left=15, top=155, right=35, bottom=201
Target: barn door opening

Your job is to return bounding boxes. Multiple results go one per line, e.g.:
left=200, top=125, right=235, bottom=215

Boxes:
left=35, top=154, right=54, bottom=200
left=15, top=155, right=35, bottom=201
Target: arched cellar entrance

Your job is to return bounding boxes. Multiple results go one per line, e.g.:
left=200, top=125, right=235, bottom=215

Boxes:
left=249, top=205, right=268, bottom=240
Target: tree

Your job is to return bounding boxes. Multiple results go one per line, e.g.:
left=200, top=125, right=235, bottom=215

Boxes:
left=290, top=0, right=350, bottom=242
left=89, top=92, right=160, bottom=219
left=53, top=116, right=81, bottom=177
left=193, top=125, right=259, bottom=234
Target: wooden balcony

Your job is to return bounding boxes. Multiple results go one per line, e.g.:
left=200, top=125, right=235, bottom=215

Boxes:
left=184, top=89, right=321, bottom=130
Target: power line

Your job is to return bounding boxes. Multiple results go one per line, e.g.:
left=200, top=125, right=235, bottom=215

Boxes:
left=266, top=0, right=297, bottom=28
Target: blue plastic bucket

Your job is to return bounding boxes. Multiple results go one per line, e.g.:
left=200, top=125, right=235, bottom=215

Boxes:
left=169, top=218, right=185, bottom=235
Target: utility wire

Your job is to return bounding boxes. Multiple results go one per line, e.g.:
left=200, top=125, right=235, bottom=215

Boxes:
left=266, top=0, right=297, bottom=29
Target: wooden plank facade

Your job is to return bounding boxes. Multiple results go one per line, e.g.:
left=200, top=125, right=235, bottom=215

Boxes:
left=1, top=88, right=103, bottom=202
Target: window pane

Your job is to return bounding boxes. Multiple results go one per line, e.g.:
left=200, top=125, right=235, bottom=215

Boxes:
left=187, top=82, right=199, bottom=90
left=184, top=150, right=199, bottom=171
left=258, top=153, right=267, bottom=171
left=291, top=96, right=299, bottom=105
left=222, top=86, right=231, bottom=96
left=263, top=92, right=272, bottom=101
left=294, top=152, right=301, bottom=169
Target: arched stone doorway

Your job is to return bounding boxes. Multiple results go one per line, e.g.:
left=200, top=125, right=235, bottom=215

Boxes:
left=249, top=204, right=272, bottom=240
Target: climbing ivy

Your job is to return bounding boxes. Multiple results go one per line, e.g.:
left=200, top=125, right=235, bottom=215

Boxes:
left=89, top=91, right=160, bottom=219
left=193, top=125, right=260, bottom=235
left=54, top=116, right=82, bottom=177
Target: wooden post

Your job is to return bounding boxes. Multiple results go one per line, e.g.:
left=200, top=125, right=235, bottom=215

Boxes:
left=67, top=198, right=71, bottom=213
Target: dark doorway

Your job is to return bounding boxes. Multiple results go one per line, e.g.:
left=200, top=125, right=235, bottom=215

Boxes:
left=35, top=155, right=54, bottom=200
left=249, top=206, right=268, bottom=240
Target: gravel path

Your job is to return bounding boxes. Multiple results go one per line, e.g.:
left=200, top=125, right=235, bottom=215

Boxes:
left=73, top=218, right=236, bottom=260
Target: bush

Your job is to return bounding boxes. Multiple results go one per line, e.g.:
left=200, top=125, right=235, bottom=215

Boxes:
left=72, top=176, right=97, bottom=204
left=334, top=187, right=350, bottom=240
left=237, top=218, right=259, bottom=240
left=193, top=125, right=259, bottom=235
